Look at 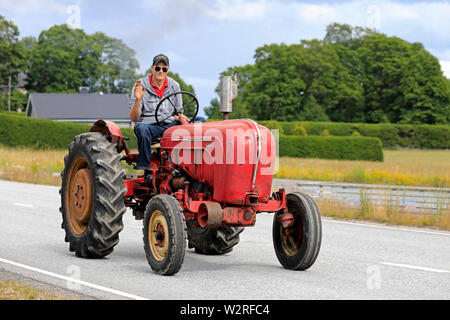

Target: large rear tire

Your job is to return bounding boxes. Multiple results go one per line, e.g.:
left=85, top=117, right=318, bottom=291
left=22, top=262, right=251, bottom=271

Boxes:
left=60, top=132, right=126, bottom=258
left=273, top=192, right=322, bottom=270
left=187, top=221, right=244, bottom=255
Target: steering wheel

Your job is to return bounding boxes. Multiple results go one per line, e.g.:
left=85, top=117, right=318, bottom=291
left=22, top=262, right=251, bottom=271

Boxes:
left=154, top=91, right=199, bottom=129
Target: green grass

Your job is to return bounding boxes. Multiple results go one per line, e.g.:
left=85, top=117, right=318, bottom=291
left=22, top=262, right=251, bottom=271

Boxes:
left=317, top=196, right=449, bottom=230
left=0, top=280, right=73, bottom=300
left=276, top=149, right=450, bottom=188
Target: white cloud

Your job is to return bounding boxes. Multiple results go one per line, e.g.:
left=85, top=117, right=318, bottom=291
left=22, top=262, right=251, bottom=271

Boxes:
left=295, top=3, right=338, bottom=24
left=184, top=76, right=218, bottom=89
left=435, top=49, right=450, bottom=61
left=196, top=0, right=268, bottom=21
left=0, top=0, right=66, bottom=15
left=382, top=2, right=419, bottom=20
left=187, top=0, right=450, bottom=40
left=0, top=0, right=81, bottom=38
left=440, top=60, right=450, bottom=79
left=165, top=51, right=186, bottom=64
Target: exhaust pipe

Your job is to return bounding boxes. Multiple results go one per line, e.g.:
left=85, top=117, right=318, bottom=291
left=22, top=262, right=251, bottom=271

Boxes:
left=197, top=202, right=223, bottom=229
left=196, top=202, right=256, bottom=228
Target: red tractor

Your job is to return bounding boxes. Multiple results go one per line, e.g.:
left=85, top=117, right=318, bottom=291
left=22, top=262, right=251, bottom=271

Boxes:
left=59, top=91, right=322, bottom=275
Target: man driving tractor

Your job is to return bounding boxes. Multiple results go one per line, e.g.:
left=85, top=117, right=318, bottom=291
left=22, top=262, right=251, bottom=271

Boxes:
left=129, top=54, right=189, bottom=173
left=60, top=53, right=322, bottom=276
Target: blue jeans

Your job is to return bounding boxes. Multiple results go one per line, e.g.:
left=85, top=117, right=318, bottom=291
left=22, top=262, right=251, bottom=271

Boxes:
left=134, top=116, right=206, bottom=170
left=134, top=121, right=179, bottom=170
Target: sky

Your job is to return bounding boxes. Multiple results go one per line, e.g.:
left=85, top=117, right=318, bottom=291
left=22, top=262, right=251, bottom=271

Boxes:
left=2, top=0, right=450, bottom=117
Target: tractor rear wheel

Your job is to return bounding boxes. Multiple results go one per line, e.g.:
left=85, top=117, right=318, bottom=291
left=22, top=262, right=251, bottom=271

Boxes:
left=187, top=222, right=244, bottom=255
left=60, top=132, right=126, bottom=258
left=143, top=194, right=187, bottom=275
left=273, top=192, right=322, bottom=270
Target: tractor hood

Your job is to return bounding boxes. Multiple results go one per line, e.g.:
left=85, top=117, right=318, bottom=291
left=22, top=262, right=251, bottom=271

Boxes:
left=160, top=119, right=277, bottom=206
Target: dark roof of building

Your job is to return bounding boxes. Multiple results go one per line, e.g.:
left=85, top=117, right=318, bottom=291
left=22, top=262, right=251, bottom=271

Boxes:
left=26, top=93, right=130, bottom=120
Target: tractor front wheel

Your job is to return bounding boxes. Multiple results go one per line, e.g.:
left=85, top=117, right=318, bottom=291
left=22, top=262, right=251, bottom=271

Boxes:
left=273, top=192, right=322, bottom=270
left=60, top=132, right=127, bottom=258
left=143, top=194, right=187, bottom=275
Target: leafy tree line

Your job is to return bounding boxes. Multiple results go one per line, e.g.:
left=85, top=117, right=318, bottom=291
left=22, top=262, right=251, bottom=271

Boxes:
left=0, top=15, right=195, bottom=112
left=205, top=23, right=450, bottom=124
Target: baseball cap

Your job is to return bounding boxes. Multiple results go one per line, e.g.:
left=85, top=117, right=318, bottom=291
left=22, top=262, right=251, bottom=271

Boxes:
left=153, top=54, right=169, bottom=66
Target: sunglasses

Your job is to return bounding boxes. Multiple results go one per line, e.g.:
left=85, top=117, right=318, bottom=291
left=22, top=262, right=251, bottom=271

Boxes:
left=155, top=66, right=168, bottom=73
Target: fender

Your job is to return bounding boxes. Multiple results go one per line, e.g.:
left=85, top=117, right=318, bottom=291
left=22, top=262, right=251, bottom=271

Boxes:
left=90, top=119, right=125, bottom=152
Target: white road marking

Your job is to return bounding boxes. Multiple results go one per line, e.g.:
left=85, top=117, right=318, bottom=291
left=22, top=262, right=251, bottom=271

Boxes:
left=380, top=262, right=450, bottom=274
left=12, top=202, right=34, bottom=208
left=322, top=218, right=450, bottom=237
left=0, top=257, right=149, bottom=300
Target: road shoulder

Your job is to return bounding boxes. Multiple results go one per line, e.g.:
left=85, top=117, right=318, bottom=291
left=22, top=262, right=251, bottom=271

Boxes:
left=0, top=268, right=96, bottom=300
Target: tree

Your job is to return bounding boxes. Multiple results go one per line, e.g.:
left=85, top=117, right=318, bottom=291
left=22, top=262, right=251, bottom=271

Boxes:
left=330, top=43, right=366, bottom=122
left=91, top=32, right=140, bottom=94
left=204, top=64, right=253, bottom=119
left=0, top=15, right=26, bottom=110
left=25, top=25, right=142, bottom=95
left=221, top=22, right=450, bottom=124
left=324, top=22, right=375, bottom=45
left=0, top=15, right=26, bottom=84
left=242, top=43, right=304, bottom=120
left=204, top=97, right=222, bottom=119
left=396, top=44, right=450, bottom=124
left=357, top=34, right=450, bottom=124
left=0, top=89, right=27, bottom=112
left=298, top=40, right=363, bottom=121
left=324, top=24, right=450, bottom=124
left=26, top=24, right=101, bottom=93
left=324, top=23, right=353, bottom=44
left=240, top=41, right=362, bottom=121
left=19, top=36, right=37, bottom=63
left=167, top=71, right=197, bottom=116
left=299, top=95, right=329, bottom=121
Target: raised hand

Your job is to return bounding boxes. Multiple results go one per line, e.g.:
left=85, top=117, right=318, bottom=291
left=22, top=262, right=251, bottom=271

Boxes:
left=176, top=113, right=190, bottom=125
left=134, top=80, right=146, bottom=100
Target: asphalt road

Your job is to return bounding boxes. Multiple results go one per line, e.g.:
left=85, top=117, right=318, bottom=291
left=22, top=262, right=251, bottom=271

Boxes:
left=0, top=180, right=449, bottom=300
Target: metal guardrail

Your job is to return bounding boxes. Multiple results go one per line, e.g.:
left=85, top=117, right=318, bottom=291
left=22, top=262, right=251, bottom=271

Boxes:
left=272, top=179, right=450, bottom=214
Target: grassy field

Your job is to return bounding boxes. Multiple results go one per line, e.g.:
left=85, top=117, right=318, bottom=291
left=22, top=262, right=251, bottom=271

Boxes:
left=0, top=145, right=448, bottom=230
left=276, top=149, right=450, bottom=188
left=317, top=197, right=449, bottom=230
left=0, top=280, right=71, bottom=300
left=1, top=146, right=448, bottom=188
left=0, top=146, right=64, bottom=186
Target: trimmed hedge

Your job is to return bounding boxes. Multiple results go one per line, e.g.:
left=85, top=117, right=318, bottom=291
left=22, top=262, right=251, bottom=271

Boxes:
left=1, top=113, right=382, bottom=161
left=0, top=113, right=138, bottom=150
left=279, top=136, right=383, bottom=161
left=259, top=120, right=449, bottom=149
